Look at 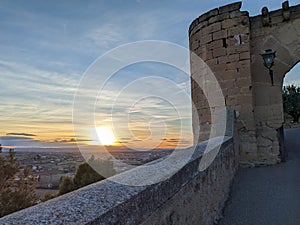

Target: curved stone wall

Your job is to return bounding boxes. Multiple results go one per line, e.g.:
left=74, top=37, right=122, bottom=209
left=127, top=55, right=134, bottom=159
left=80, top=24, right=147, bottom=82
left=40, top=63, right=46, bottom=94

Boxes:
left=189, top=2, right=258, bottom=165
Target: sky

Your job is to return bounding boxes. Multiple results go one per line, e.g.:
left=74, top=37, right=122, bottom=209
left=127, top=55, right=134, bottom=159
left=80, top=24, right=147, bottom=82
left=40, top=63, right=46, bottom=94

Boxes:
left=0, top=0, right=299, bottom=150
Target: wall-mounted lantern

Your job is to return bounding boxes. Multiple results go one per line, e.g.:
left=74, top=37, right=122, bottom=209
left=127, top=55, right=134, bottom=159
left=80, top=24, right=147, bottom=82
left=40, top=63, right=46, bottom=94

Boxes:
left=260, top=49, right=276, bottom=86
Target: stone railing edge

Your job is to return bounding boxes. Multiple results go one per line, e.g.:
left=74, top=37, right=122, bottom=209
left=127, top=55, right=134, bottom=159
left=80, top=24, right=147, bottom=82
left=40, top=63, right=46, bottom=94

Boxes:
left=0, top=137, right=233, bottom=225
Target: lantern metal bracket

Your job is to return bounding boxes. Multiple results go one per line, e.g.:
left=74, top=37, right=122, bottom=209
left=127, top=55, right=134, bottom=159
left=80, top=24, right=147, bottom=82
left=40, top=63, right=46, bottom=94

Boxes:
left=260, top=49, right=276, bottom=86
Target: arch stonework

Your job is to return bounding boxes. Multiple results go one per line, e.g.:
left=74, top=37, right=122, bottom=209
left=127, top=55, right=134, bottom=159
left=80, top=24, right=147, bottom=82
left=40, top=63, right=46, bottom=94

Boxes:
left=189, top=1, right=300, bottom=165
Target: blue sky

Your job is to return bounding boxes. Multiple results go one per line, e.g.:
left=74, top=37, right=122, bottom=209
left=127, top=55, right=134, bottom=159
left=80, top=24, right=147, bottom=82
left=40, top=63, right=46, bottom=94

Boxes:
left=0, top=0, right=299, bottom=149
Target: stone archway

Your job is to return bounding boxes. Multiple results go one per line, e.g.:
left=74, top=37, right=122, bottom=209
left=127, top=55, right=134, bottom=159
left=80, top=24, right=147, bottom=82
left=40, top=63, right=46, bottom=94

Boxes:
left=250, top=2, right=300, bottom=164
left=189, top=1, right=300, bottom=165
left=272, top=61, right=300, bottom=162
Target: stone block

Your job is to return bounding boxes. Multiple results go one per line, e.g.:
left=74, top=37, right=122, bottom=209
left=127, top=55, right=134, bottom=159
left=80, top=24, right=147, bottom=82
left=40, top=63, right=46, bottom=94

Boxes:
left=192, top=32, right=201, bottom=42
left=190, top=40, right=200, bottom=51
left=236, top=77, right=251, bottom=87
left=208, top=15, right=220, bottom=24
left=271, top=15, right=284, bottom=25
left=220, top=79, right=235, bottom=89
left=238, top=66, right=251, bottom=77
left=221, top=19, right=238, bottom=29
left=208, top=22, right=222, bottom=33
left=198, top=8, right=219, bottom=23
left=199, top=50, right=213, bottom=61
left=217, top=55, right=230, bottom=64
left=213, top=30, right=228, bottom=40
left=198, top=26, right=210, bottom=37
left=226, top=45, right=249, bottom=55
left=189, top=20, right=197, bottom=34
left=239, top=16, right=250, bottom=26
left=213, top=47, right=226, bottom=57
left=230, top=10, right=249, bottom=19
left=239, top=59, right=251, bottom=67
left=206, top=58, right=218, bottom=66
left=226, top=95, right=238, bottom=105
left=228, top=26, right=249, bottom=37
left=210, top=64, right=227, bottom=73
left=200, top=33, right=213, bottom=44
left=226, top=62, right=239, bottom=70
left=220, top=12, right=231, bottom=20
left=228, top=54, right=240, bottom=62
left=227, top=87, right=240, bottom=96
left=206, top=8, right=219, bottom=19
left=223, top=70, right=237, bottom=80
left=208, top=39, right=223, bottom=50
left=219, top=2, right=242, bottom=14
left=192, top=21, right=209, bottom=34
left=240, top=86, right=251, bottom=94
left=195, top=45, right=207, bottom=54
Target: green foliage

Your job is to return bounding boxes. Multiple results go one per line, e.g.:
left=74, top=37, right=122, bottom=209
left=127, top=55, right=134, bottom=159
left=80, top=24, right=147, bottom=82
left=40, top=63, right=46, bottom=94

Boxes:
left=0, top=149, right=37, bottom=217
left=283, top=85, right=300, bottom=122
left=42, top=191, right=57, bottom=202
left=73, top=162, right=104, bottom=188
left=58, top=156, right=115, bottom=195
left=88, top=156, right=116, bottom=178
left=58, top=175, right=75, bottom=195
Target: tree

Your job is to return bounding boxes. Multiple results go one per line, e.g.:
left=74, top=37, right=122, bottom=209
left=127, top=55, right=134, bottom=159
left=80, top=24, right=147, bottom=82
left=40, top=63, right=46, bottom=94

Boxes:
left=58, top=176, right=75, bottom=195
left=88, top=156, right=115, bottom=179
left=283, top=85, right=300, bottom=123
left=73, top=162, right=104, bottom=188
left=58, top=156, right=115, bottom=195
left=0, top=149, right=37, bottom=217
left=42, top=191, right=57, bottom=202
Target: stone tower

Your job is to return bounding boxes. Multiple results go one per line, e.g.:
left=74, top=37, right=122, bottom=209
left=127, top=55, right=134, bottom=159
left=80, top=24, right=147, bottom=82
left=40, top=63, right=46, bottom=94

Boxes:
left=190, top=1, right=300, bottom=165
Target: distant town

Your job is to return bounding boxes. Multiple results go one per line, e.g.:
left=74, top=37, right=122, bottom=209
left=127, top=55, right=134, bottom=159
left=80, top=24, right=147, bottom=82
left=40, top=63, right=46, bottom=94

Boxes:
left=0, top=147, right=174, bottom=199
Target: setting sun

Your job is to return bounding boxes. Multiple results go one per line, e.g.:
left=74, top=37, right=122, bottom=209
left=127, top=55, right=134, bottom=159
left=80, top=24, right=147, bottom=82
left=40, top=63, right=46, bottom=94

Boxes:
left=96, top=126, right=117, bottom=146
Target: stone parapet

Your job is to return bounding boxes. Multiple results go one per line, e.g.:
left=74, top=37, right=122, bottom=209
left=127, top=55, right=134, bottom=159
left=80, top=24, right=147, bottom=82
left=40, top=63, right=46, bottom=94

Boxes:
left=189, top=2, right=242, bottom=35
left=0, top=137, right=236, bottom=225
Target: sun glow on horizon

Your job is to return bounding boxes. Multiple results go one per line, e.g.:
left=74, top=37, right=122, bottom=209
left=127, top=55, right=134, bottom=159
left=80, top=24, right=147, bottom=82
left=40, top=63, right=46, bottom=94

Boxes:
left=95, top=126, right=117, bottom=146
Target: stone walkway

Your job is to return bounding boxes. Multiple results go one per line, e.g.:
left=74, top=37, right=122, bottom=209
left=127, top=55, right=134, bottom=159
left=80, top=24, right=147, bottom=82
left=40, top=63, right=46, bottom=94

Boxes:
left=218, top=127, right=300, bottom=225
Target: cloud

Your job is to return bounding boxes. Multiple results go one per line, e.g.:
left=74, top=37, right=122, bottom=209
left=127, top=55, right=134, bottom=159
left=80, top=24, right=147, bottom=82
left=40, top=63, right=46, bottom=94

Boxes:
left=0, top=135, right=42, bottom=148
left=1, top=136, right=33, bottom=141
left=0, top=0, right=204, bottom=148
left=0, top=59, right=79, bottom=136
left=6, top=132, right=36, bottom=137
left=85, top=24, right=122, bottom=49
left=54, top=138, right=76, bottom=143
left=284, top=63, right=300, bottom=86
left=0, top=135, right=75, bottom=149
